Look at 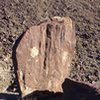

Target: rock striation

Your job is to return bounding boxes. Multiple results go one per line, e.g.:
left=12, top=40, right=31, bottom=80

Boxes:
left=16, top=16, right=76, bottom=96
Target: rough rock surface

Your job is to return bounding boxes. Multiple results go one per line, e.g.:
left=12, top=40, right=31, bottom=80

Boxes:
left=16, top=16, right=76, bottom=96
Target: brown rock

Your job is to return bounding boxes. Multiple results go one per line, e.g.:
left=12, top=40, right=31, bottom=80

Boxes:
left=16, top=16, right=76, bottom=96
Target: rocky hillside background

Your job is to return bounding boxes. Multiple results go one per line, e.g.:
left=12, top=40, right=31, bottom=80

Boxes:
left=0, top=0, right=100, bottom=96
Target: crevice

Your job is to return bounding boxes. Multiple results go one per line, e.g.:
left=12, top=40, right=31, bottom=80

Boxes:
left=43, top=24, right=52, bottom=70
left=60, top=26, right=65, bottom=42
left=23, top=73, right=26, bottom=87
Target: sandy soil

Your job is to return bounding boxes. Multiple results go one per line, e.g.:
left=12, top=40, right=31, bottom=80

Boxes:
left=0, top=0, right=100, bottom=96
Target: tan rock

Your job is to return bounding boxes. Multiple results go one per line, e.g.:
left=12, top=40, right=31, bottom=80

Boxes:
left=16, top=16, right=76, bottom=96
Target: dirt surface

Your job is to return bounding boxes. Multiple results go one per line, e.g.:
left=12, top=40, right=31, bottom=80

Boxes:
left=0, top=0, right=100, bottom=97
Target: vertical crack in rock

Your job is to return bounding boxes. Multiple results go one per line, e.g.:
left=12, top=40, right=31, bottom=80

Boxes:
left=19, top=70, right=26, bottom=91
left=44, top=24, right=52, bottom=70
left=61, top=25, right=65, bottom=43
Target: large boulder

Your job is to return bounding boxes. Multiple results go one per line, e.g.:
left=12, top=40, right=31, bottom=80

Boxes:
left=16, top=16, right=76, bottom=96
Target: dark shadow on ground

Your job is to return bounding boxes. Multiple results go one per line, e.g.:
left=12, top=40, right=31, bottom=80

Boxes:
left=23, top=91, right=62, bottom=100
left=1, top=78, right=100, bottom=100
left=23, top=78, right=100, bottom=100
left=0, top=93, right=20, bottom=100
left=6, top=32, right=26, bottom=99
left=62, top=78, right=100, bottom=100
left=11, top=33, right=26, bottom=97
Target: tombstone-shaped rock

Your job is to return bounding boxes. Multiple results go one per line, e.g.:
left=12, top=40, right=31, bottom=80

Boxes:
left=16, top=16, right=76, bottom=96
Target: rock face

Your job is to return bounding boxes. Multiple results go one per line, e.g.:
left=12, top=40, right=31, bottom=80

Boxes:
left=16, top=16, right=76, bottom=96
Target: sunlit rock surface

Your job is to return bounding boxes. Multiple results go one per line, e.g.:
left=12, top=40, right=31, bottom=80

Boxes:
left=16, top=16, right=76, bottom=96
